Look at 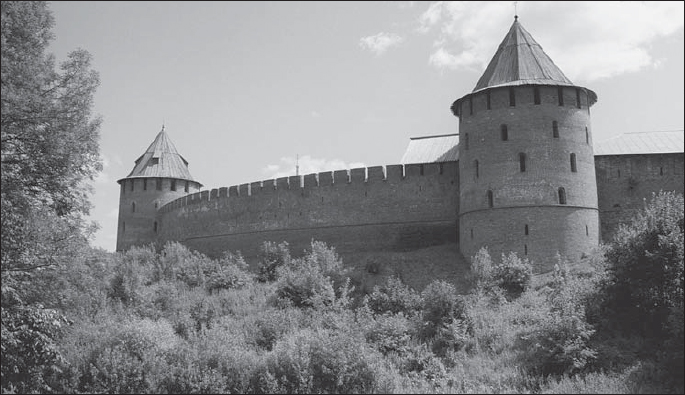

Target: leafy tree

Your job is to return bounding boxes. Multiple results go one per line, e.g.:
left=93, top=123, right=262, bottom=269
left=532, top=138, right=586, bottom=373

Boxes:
left=1, top=1, right=101, bottom=392
left=601, top=191, right=684, bottom=382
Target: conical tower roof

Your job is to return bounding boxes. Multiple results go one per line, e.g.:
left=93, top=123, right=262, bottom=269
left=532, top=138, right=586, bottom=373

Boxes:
left=473, top=16, right=576, bottom=92
left=452, top=16, right=596, bottom=113
left=118, top=126, right=202, bottom=185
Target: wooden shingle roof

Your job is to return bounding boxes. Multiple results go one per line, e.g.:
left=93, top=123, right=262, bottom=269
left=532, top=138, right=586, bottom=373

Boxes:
left=118, top=128, right=201, bottom=185
left=474, top=17, right=575, bottom=92
left=453, top=17, right=597, bottom=112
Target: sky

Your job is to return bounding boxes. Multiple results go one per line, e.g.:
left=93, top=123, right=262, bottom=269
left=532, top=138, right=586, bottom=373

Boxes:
left=46, top=1, right=684, bottom=252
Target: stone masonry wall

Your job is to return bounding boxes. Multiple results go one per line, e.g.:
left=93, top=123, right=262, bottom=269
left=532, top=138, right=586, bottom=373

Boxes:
left=595, top=153, right=684, bottom=243
left=157, top=162, right=460, bottom=266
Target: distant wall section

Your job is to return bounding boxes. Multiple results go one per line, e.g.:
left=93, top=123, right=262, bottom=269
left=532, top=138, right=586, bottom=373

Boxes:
left=595, top=153, right=684, bottom=243
left=157, top=162, right=459, bottom=266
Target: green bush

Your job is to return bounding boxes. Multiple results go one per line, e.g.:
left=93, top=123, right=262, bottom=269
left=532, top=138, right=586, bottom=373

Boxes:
left=274, top=240, right=350, bottom=309
left=493, top=252, right=533, bottom=299
left=266, top=328, right=389, bottom=394
left=365, top=276, right=422, bottom=316
left=517, top=263, right=597, bottom=376
left=257, top=241, right=291, bottom=282
left=420, top=280, right=467, bottom=340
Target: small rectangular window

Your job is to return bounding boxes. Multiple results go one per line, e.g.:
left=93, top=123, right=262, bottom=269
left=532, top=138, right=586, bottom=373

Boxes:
left=558, top=87, right=564, bottom=106
left=469, top=96, right=473, bottom=115
left=130, top=179, right=134, bottom=191
left=533, top=87, right=540, bottom=105
left=501, top=125, right=508, bottom=141
left=486, top=91, right=491, bottom=110
left=575, top=88, right=581, bottom=108
left=156, top=178, right=162, bottom=190
left=185, top=181, right=189, bottom=192
left=509, top=87, right=516, bottom=107
left=553, top=121, right=559, bottom=138
left=143, top=179, right=147, bottom=190
left=171, top=180, right=177, bottom=191
left=585, top=127, right=589, bottom=144
left=519, top=153, right=526, bottom=172
left=570, top=153, right=577, bottom=172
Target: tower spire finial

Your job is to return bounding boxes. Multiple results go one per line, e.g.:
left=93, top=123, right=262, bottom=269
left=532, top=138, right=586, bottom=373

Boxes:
left=296, top=154, right=299, bottom=176
left=161, top=120, right=165, bottom=132
left=514, top=1, right=518, bottom=20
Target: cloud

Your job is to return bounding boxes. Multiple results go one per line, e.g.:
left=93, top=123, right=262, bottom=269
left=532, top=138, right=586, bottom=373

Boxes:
left=416, top=1, right=684, bottom=82
left=311, top=110, right=321, bottom=118
left=359, top=32, right=405, bottom=55
left=262, top=155, right=366, bottom=179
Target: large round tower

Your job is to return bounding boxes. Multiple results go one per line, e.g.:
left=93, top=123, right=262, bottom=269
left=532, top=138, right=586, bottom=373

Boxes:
left=453, top=17, right=599, bottom=271
left=116, top=126, right=202, bottom=251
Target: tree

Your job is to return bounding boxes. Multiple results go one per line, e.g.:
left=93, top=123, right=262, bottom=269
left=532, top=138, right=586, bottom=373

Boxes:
left=1, top=0, right=101, bottom=272
left=1, top=2, right=102, bottom=392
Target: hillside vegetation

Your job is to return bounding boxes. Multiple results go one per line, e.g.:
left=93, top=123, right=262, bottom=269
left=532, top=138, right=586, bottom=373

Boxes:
left=2, top=192, right=683, bottom=393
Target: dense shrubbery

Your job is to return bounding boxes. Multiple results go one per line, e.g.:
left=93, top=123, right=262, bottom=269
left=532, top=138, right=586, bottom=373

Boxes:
left=3, top=192, right=683, bottom=394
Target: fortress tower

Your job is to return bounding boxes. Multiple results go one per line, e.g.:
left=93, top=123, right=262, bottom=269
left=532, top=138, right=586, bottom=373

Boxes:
left=116, top=127, right=202, bottom=251
left=452, top=17, right=600, bottom=270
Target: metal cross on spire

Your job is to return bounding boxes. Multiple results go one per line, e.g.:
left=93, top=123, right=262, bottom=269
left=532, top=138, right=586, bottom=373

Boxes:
left=514, top=1, right=518, bottom=20
left=296, top=154, right=300, bottom=176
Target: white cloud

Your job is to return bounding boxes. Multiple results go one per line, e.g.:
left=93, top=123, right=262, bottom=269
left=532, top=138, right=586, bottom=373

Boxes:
left=359, top=32, right=405, bottom=56
left=416, top=1, right=684, bottom=82
left=262, top=155, right=366, bottom=179
left=311, top=110, right=321, bottom=118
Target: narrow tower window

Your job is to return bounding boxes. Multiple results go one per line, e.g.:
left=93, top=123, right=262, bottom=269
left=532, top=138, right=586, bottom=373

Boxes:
left=501, top=124, right=508, bottom=141
left=585, top=127, right=589, bottom=144
left=143, top=179, right=147, bottom=190
left=553, top=121, right=559, bottom=138
left=474, top=160, right=479, bottom=178
left=570, top=153, right=577, bottom=172
left=660, top=167, right=663, bottom=176
left=575, top=88, right=581, bottom=108
left=525, top=224, right=529, bottom=235
left=486, top=91, right=491, bottom=110
left=487, top=190, right=494, bottom=208
left=558, top=87, right=564, bottom=106
left=154, top=221, right=158, bottom=233
left=469, top=96, right=473, bottom=115
left=470, top=228, right=474, bottom=239
left=533, top=87, right=541, bottom=104
left=130, top=179, right=134, bottom=191
left=156, top=178, right=162, bottom=190
left=509, top=87, right=516, bottom=107
left=524, top=244, right=528, bottom=255
left=171, top=180, right=177, bottom=191
left=132, top=202, right=136, bottom=213
left=586, top=224, right=589, bottom=236
left=185, top=181, right=189, bottom=192
left=558, top=187, right=567, bottom=205
left=519, top=152, right=526, bottom=172
left=464, top=133, right=469, bottom=150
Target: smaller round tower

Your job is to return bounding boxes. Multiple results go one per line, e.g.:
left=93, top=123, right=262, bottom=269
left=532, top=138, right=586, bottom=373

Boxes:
left=116, top=126, right=202, bottom=251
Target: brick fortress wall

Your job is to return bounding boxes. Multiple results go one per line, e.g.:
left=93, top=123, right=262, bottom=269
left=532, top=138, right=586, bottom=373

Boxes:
left=156, top=162, right=460, bottom=266
left=595, top=152, right=684, bottom=243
